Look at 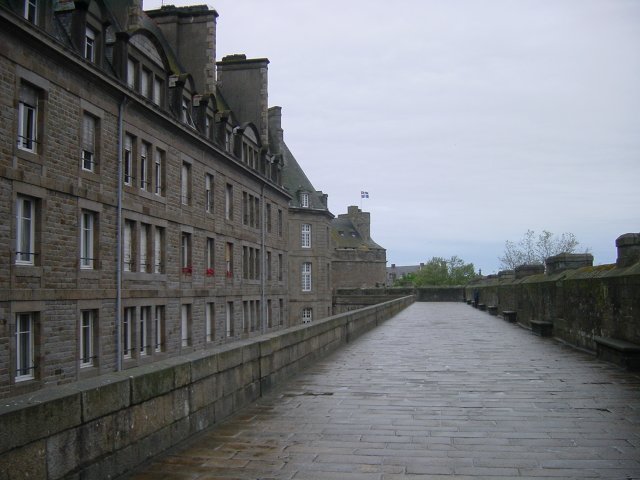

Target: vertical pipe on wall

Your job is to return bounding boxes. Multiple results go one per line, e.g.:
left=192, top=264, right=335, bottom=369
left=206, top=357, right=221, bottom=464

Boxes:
left=260, top=181, right=266, bottom=334
left=115, top=97, right=126, bottom=371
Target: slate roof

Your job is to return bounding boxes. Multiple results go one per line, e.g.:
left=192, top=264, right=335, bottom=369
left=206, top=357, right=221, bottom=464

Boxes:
left=332, top=216, right=384, bottom=250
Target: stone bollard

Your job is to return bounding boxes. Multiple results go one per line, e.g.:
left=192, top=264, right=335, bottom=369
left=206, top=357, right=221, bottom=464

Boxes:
left=616, top=233, right=640, bottom=268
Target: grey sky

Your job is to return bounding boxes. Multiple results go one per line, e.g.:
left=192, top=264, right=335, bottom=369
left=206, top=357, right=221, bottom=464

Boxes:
left=146, top=0, right=639, bottom=274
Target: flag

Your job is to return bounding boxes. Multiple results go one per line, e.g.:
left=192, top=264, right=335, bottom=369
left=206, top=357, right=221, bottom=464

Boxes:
left=361, top=191, right=369, bottom=199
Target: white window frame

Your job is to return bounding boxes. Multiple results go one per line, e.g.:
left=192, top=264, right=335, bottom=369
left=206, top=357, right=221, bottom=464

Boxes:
left=140, top=142, right=149, bottom=190
left=300, top=192, right=309, bottom=208
left=152, top=75, right=162, bottom=106
left=226, top=302, right=234, bottom=337
left=18, top=84, right=38, bottom=153
left=16, top=195, right=35, bottom=265
left=181, top=304, right=190, bottom=347
left=206, top=302, right=214, bottom=342
left=302, top=308, right=313, bottom=324
left=127, top=58, right=137, bottom=89
left=225, top=183, right=233, bottom=220
left=15, top=313, right=35, bottom=381
left=123, top=307, right=133, bottom=359
left=139, top=306, right=150, bottom=356
left=205, top=174, right=213, bottom=213
left=181, top=162, right=190, bottom=205
left=301, top=223, right=311, bottom=248
left=24, top=0, right=37, bottom=23
left=85, top=26, right=96, bottom=62
left=124, top=135, right=133, bottom=186
left=80, top=211, right=95, bottom=269
left=302, top=262, right=312, bottom=292
left=154, top=148, right=163, bottom=196
left=123, top=220, right=133, bottom=272
left=80, top=310, right=95, bottom=367
left=141, top=68, right=150, bottom=98
left=139, top=223, right=149, bottom=273
left=181, top=233, right=191, bottom=270
left=154, top=306, right=164, bottom=352
left=81, top=113, right=96, bottom=172
left=154, top=227, right=163, bottom=274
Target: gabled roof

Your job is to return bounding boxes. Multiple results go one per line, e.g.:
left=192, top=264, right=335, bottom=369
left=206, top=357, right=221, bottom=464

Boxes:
left=279, top=138, right=330, bottom=212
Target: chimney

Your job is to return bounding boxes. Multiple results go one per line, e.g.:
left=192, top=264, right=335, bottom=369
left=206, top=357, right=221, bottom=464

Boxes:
left=146, top=5, right=218, bottom=94
left=341, top=206, right=370, bottom=240
left=268, top=106, right=284, bottom=153
left=217, top=54, right=270, bottom=146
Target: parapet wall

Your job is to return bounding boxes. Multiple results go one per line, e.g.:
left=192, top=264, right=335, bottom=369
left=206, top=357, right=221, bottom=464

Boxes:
left=465, top=263, right=640, bottom=350
left=0, top=296, right=414, bottom=479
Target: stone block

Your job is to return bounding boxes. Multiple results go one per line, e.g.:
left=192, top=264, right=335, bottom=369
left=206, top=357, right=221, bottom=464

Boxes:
left=530, top=320, right=553, bottom=337
left=0, top=440, right=46, bottom=480
left=217, top=346, right=243, bottom=372
left=130, top=364, right=175, bottom=404
left=545, top=253, right=593, bottom=274
left=502, top=311, right=517, bottom=323
left=616, top=233, right=640, bottom=268
left=80, top=376, right=130, bottom=422
left=190, top=352, right=219, bottom=382
left=190, top=376, right=217, bottom=412
left=46, top=427, right=80, bottom=479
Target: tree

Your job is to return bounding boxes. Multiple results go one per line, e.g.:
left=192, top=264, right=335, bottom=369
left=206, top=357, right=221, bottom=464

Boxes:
left=394, top=256, right=478, bottom=286
left=499, top=229, right=580, bottom=270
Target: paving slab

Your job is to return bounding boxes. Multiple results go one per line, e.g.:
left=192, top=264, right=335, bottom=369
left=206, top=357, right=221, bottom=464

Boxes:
left=126, top=303, right=640, bottom=479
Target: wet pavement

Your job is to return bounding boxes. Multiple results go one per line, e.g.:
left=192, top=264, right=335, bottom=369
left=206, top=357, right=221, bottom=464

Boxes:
left=127, top=302, right=640, bottom=479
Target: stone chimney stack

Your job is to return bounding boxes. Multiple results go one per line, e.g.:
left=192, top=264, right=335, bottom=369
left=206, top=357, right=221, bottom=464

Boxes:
left=146, top=5, right=218, bottom=94
left=268, top=106, right=284, bottom=154
left=217, top=55, right=270, bottom=146
left=616, top=233, right=640, bottom=267
left=344, top=205, right=371, bottom=241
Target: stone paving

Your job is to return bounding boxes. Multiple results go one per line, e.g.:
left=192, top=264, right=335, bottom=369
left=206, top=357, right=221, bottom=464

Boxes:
left=127, top=302, right=640, bottom=479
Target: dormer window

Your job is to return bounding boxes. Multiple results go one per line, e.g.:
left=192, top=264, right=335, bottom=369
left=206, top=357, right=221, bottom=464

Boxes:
left=127, top=58, right=137, bottom=89
left=182, top=98, right=195, bottom=128
left=85, top=27, right=96, bottom=62
left=24, top=0, right=37, bottom=24
left=300, top=192, right=309, bottom=208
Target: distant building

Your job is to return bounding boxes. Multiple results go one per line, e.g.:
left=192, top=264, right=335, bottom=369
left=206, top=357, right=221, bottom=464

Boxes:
left=386, top=263, right=425, bottom=286
left=331, top=206, right=387, bottom=289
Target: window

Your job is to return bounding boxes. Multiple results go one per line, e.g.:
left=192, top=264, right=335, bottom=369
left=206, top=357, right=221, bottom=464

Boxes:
left=139, top=223, right=150, bottom=273
left=206, top=302, right=215, bottom=342
left=181, top=162, right=191, bottom=205
left=154, top=148, right=164, bottom=196
left=206, top=238, right=214, bottom=276
left=17, top=83, right=38, bottom=153
left=139, top=306, right=150, bottom=356
left=15, top=313, right=35, bottom=381
left=302, top=262, right=312, bottom=292
left=141, top=68, right=151, bottom=98
left=267, top=251, right=272, bottom=281
left=277, top=209, right=283, bottom=237
left=181, top=232, right=192, bottom=274
left=85, top=27, right=96, bottom=62
left=225, top=242, right=233, bottom=277
left=181, top=304, right=191, bottom=347
left=301, top=224, right=311, bottom=248
left=242, top=301, right=249, bottom=334
left=80, top=211, right=96, bottom=269
left=153, top=226, right=164, bottom=274
left=127, top=58, right=137, bottom=89
left=154, top=306, right=164, bottom=352
left=278, top=254, right=283, bottom=282
left=182, top=97, right=195, bottom=128
left=123, top=134, right=133, bottom=186
left=123, top=307, right=134, bottom=359
left=267, top=300, right=272, bottom=328
left=266, top=203, right=272, bottom=233
left=24, top=0, right=37, bottom=24
left=81, top=113, right=96, bottom=171
left=205, top=174, right=214, bottom=213
left=16, top=195, right=36, bottom=265
left=152, top=76, right=163, bottom=106
left=300, top=192, right=309, bottom=208
left=80, top=310, right=96, bottom=367
left=302, top=308, right=313, bottom=324
left=226, top=302, right=234, bottom=337
left=225, top=183, right=233, bottom=220
left=279, top=299, right=284, bottom=326
left=123, top=220, right=134, bottom=272
left=140, top=142, right=150, bottom=190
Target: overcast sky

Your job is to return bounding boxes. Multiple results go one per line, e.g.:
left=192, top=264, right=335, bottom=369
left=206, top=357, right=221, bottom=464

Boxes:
left=146, top=0, right=639, bottom=274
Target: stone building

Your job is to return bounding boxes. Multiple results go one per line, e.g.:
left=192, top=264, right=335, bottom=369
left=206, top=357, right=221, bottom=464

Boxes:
left=0, top=1, right=292, bottom=399
left=386, top=263, right=425, bottom=286
left=270, top=107, right=334, bottom=325
left=331, top=206, right=387, bottom=289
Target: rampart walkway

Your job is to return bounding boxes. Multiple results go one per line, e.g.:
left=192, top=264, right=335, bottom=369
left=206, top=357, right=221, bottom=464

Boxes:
left=127, top=303, right=640, bottom=479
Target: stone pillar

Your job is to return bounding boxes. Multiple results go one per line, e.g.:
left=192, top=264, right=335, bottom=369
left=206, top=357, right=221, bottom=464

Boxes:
left=545, top=253, right=594, bottom=274
left=616, top=233, right=640, bottom=268
left=514, top=264, right=544, bottom=279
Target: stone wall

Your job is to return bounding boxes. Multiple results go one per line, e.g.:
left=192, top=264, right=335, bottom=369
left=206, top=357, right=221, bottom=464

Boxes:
left=465, top=262, right=640, bottom=351
left=0, top=296, right=414, bottom=480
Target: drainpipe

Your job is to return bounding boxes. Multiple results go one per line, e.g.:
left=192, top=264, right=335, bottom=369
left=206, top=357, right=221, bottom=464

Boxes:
left=115, top=97, right=126, bottom=371
left=260, top=181, right=266, bottom=334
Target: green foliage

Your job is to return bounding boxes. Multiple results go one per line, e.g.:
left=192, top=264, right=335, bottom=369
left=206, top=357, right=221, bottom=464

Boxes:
left=394, top=256, right=479, bottom=286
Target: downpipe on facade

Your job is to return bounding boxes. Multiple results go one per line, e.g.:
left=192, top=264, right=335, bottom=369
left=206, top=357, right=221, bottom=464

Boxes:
left=260, top=181, right=266, bottom=334
left=115, top=97, right=127, bottom=371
